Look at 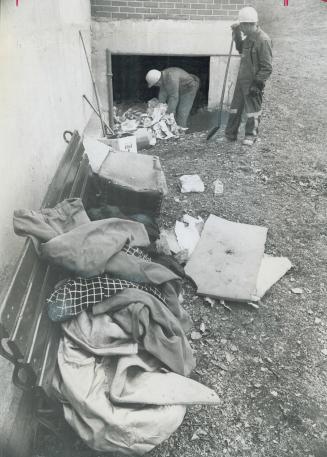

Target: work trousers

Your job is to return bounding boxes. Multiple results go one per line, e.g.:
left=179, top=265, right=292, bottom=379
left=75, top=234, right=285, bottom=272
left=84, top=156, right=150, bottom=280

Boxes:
left=176, top=78, right=200, bottom=128
left=225, top=79, right=263, bottom=139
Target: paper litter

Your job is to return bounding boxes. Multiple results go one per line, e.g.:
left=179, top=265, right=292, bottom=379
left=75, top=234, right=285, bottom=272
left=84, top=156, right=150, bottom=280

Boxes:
left=175, top=215, right=204, bottom=256
left=179, top=175, right=205, bottom=193
left=113, top=99, right=183, bottom=140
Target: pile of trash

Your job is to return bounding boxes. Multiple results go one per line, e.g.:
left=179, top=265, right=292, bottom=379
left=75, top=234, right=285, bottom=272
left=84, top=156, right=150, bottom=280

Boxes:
left=113, top=98, right=185, bottom=140
left=13, top=197, right=220, bottom=456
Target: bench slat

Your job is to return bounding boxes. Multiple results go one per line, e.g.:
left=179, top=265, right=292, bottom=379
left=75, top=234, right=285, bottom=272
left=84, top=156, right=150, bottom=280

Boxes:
left=11, top=157, right=92, bottom=394
left=30, top=155, right=92, bottom=392
left=0, top=242, right=37, bottom=339
left=0, top=133, right=84, bottom=354
left=43, top=131, right=81, bottom=207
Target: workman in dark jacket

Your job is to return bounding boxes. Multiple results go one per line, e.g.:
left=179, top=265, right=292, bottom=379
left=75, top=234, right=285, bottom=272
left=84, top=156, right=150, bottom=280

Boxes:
left=146, top=67, right=200, bottom=128
left=225, top=6, right=273, bottom=146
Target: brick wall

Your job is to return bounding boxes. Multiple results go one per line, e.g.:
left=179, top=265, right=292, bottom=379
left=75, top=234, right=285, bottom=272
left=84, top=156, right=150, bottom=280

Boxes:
left=91, top=0, right=246, bottom=20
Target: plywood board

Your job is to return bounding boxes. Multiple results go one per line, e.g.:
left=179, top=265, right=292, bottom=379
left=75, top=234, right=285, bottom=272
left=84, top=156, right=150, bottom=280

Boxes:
left=185, top=215, right=267, bottom=302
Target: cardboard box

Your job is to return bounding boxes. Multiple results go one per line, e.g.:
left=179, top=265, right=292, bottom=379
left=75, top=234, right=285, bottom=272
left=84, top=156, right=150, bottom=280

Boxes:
left=99, top=134, right=137, bottom=153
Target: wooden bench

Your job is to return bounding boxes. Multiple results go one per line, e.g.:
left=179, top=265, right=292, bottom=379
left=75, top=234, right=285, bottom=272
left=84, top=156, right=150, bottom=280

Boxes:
left=0, top=131, right=93, bottom=456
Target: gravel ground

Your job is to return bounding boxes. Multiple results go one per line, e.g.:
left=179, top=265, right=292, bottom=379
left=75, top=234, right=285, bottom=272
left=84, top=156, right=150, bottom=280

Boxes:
left=34, top=2, right=327, bottom=456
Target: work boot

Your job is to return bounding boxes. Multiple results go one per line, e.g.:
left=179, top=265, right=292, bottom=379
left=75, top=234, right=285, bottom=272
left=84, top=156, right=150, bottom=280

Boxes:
left=242, top=136, right=256, bottom=146
left=225, top=134, right=237, bottom=142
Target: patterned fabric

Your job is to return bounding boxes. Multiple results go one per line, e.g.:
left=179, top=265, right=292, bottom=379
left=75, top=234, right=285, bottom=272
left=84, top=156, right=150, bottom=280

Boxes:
left=47, top=274, right=167, bottom=322
left=122, top=243, right=151, bottom=262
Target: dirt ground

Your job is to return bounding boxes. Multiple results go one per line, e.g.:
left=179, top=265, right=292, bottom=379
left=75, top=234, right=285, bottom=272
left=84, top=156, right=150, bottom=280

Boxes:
left=34, top=2, right=327, bottom=456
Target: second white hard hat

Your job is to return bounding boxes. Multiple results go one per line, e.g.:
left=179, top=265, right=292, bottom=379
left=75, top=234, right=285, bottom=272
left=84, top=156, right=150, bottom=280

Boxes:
left=146, top=69, right=161, bottom=88
left=238, top=6, right=258, bottom=23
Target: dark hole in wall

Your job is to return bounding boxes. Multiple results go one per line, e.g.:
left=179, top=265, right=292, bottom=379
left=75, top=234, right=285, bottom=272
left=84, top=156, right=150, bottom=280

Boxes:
left=112, top=55, right=210, bottom=111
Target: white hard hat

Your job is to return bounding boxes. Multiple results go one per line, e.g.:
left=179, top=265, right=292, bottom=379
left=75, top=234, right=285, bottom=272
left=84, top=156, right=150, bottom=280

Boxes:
left=146, top=69, right=161, bottom=88
left=238, top=6, right=258, bottom=23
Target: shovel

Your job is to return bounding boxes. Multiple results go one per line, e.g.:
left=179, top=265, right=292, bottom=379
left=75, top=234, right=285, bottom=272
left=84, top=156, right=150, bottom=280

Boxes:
left=206, top=37, right=234, bottom=141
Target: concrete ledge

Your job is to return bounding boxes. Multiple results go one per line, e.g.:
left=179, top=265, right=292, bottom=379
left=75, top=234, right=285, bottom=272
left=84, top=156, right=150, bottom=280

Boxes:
left=92, top=19, right=238, bottom=56
left=91, top=18, right=240, bottom=111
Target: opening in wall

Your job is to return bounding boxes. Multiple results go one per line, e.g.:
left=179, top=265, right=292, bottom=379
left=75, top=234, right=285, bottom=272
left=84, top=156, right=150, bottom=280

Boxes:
left=112, top=54, right=210, bottom=112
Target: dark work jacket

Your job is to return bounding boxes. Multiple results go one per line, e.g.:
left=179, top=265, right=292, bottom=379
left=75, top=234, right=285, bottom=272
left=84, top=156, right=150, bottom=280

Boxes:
left=158, top=67, right=200, bottom=114
left=234, top=27, right=273, bottom=90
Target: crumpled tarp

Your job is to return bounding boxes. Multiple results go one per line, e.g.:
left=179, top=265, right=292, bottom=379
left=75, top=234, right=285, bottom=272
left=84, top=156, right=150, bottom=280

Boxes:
left=13, top=198, right=90, bottom=252
left=53, top=336, right=219, bottom=456
left=93, top=288, right=195, bottom=376
left=41, top=217, right=182, bottom=282
left=62, top=311, right=138, bottom=356
left=40, top=218, right=146, bottom=277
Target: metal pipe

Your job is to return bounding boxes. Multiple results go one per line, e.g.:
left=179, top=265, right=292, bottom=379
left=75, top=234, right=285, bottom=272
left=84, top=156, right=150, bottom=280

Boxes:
left=82, top=95, right=114, bottom=135
left=106, top=49, right=114, bottom=130
left=79, top=30, right=106, bottom=137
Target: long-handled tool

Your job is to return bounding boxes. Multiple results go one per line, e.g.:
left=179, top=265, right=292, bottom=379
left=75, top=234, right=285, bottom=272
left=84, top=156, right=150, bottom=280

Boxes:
left=206, top=37, right=234, bottom=141
left=79, top=30, right=106, bottom=137
left=82, top=94, right=114, bottom=135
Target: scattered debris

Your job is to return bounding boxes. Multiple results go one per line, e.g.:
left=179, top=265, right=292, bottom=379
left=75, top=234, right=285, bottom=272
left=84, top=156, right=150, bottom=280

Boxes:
left=191, top=331, right=202, bottom=341
left=179, top=174, right=205, bottom=193
left=214, top=362, right=229, bottom=371
left=113, top=99, right=183, bottom=141
left=213, top=178, right=224, bottom=195
left=220, top=300, right=233, bottom=312
left=191, top=429, right=208, bottom=441
left=204, top=297, right=216, bottom=307
left=291, top=287, right=304, bottom=295
left=174, top=249, right=189, bottom=265
left=157, top=229, right=180, bottom=254
left=247, top=302, right=260, bottom=310
left=225, top=352, right=235, bottom=364
left=175, top=215, right=204, bottom=255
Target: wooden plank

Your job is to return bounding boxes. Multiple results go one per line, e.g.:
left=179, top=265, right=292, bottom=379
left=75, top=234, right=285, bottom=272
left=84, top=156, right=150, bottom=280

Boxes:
left=0, top=132, right=82, bottom=342
left=20, top=153, right=91, bottom=389
left=43, top=131, right=81, bottom=207
left=0, top=242, right=37, bottom=339
left=60, top=140, right=85, bottom=200
left=70, top=154, right=91, bottom=199
left=8, top=263, right=63, bottom=360
left=185, top=215, right=267, bottom=302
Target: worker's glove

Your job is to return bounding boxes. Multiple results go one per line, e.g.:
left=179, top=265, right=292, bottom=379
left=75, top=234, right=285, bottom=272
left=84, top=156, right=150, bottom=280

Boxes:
left=249, top=80, right=265, bottom=97
left=231, top=21, right=240, bottom=32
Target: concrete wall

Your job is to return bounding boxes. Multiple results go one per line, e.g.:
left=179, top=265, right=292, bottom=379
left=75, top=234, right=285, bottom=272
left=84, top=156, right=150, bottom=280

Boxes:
left=92, top=19, right=240, bottom=111
left=91, top=0, right=246, bottom=20
left=0, top=0, right=93, bottom=288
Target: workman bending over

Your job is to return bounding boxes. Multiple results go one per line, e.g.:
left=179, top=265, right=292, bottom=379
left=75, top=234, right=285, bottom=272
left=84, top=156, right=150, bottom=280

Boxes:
left=145, top=67, right=200, bottom=128
left=225, top=6, right=273, bottom=146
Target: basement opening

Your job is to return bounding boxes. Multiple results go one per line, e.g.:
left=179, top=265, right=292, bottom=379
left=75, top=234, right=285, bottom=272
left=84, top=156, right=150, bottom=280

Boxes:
left=112, top=54, right=210, bottom=117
